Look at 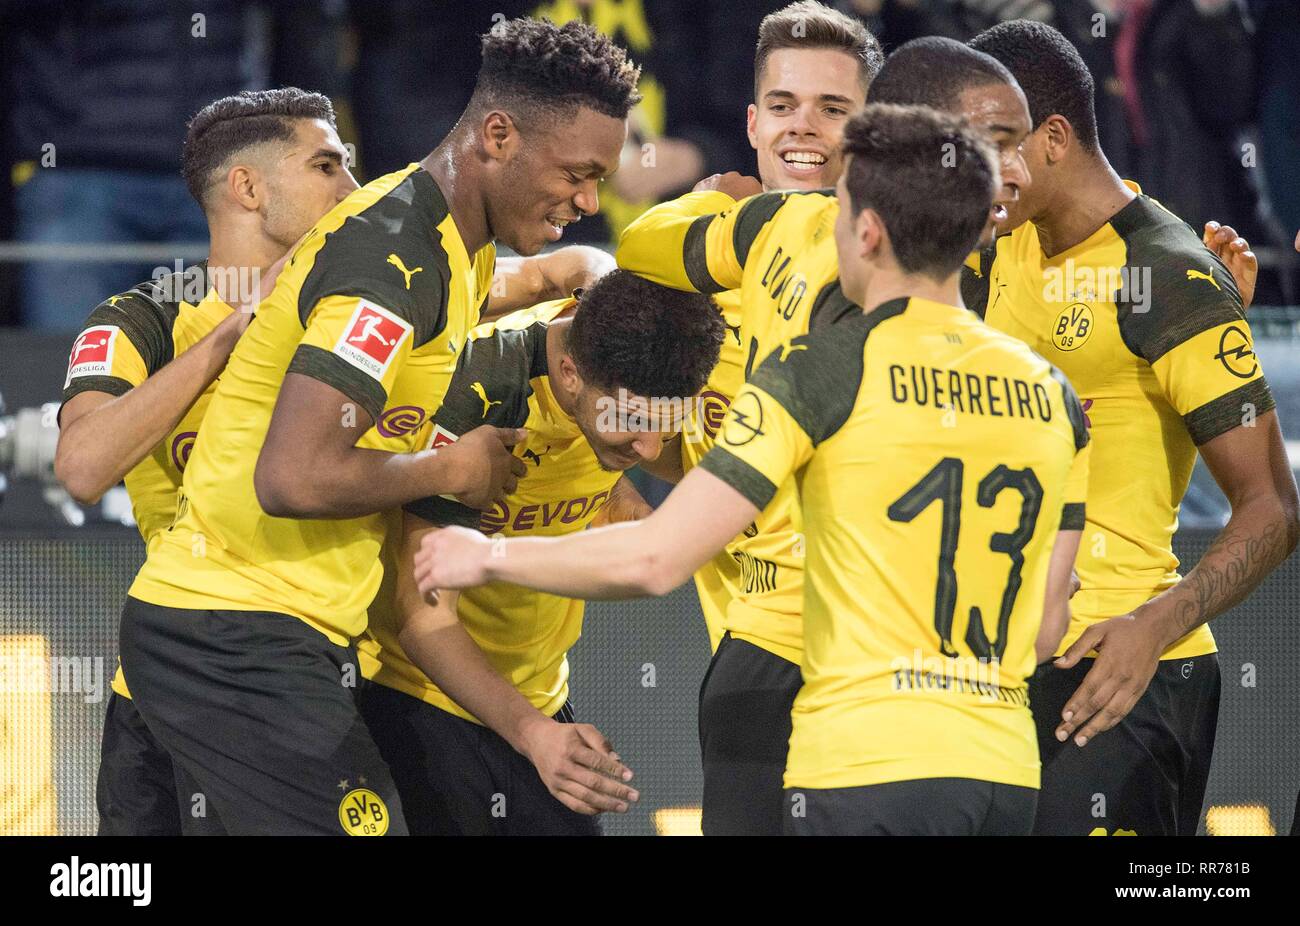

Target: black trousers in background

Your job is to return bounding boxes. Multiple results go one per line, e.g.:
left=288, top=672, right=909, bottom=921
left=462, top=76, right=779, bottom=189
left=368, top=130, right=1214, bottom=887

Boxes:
left=358, top=681, right=599, bottom=836
left=698, top=633, right=802, bottom=836
left=1030, top=654, right=1221, bottom=836
left=96, top=691, right=181, bottom=836
left=118, top=597, right=407, bottom=836
left=785, top=778, right=1038, bottom=836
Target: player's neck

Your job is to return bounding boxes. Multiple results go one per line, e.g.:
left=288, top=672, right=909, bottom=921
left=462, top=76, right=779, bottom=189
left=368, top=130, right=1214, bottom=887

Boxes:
left=1034, top=156, right=1134, bottom=259
left=861, top=268, right=963, bottom=316
left=206, top=224, right=286, bottom=307
left=421, top=138, right=491, bottom=255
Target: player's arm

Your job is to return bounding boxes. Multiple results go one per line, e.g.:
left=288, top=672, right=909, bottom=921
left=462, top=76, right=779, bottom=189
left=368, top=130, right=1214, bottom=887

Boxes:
left=256, top=374, right=525, bottom=518
left=254, top=256, right=526, bottom=518
left=416, top=465, right=759, bottom=600
left=589, top=474, right=653, bottom=527
left=482, top=247, right=615, bottom=322
left=614, top=174, right=769, bottom=294
left=416, top=341, right=825, bottom=600
left=392, top=512, right=636, bottom=815
left=1038, top=426, right=1091, bottom=662
left=56, top=306, right=249, bottom=504
left=1055, top=272, right=1299, bottom=746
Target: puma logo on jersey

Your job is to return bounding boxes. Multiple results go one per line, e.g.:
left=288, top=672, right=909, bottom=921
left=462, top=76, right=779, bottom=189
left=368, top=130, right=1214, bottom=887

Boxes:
left=1186, top=267, right=1220, bottom=291
left=522, top=445, right=550, bottom=466
left=387, top=254, right=423, bottom=289
left=471, top=381, right=501, bottom=417
left=778, top=342, right=807, bottom=362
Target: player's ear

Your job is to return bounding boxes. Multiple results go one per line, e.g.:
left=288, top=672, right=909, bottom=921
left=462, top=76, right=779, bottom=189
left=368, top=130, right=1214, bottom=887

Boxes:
left=482, top=111, right=516, bottom=163
left=746, top=103, right=759, bottom=150
left=226, top=164, right=261, bottom=212
left=1042, top=115, right=1071, bottom=165
left=856, top=207, right=885, bottom=261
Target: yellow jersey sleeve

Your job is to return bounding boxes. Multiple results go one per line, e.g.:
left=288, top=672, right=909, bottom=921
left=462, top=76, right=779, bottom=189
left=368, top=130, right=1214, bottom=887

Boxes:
left=61, top=289, right=175, bottom=405
left=616, top=189, right=797, bottom=294
left=283, top=214, right=458, bottom=422
left=1119, top=239, right=1273, bottom=445
left=699, top=329, right=857, bottom=510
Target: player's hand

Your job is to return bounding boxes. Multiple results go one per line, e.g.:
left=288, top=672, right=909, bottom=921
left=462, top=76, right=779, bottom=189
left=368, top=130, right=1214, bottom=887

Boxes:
left=440, top=426, right=528, bottom=509
left=693, top=171, right=762, bottom=201
left=414, top=526, right=492, bottom=600
left=519, top=717, right=638, bottom=815
left=1202, top=221, right=1256, bottom=309
left=1051, top=613, right=1165, bottom=746
left=590, top=477, right=652, bottom=527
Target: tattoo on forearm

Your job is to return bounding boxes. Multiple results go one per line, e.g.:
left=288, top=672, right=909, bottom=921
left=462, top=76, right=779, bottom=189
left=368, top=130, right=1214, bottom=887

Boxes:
left=1169, top=517, right=1290, bottom=637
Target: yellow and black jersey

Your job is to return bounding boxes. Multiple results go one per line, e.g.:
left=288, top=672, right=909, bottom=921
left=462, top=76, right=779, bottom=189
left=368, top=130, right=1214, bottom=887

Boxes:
left=679, top=288, right=744, bottom=652
left=359, top=298, right=620, bottom=721
left=968, top=183, right=1272, bottom=661
left=701, top=297, right=1090, bottom=791
left=131, top=164, right=496, bottom=645
left=617, top=188, right=858, bottom=665
left=62, top=264, right=231, bottom=699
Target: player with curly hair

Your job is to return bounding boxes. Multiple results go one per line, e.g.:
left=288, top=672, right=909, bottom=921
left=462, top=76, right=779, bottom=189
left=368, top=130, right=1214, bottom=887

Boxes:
left=116, top=17, right=640, bottom=835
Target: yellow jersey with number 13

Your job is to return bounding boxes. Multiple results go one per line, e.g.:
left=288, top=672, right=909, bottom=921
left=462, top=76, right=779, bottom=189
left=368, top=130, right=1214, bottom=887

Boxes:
left=702, top=297, right=1090, bottom=790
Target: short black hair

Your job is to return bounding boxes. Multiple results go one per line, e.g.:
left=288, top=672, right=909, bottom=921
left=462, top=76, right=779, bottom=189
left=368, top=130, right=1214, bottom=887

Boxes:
left=468, top=18, right=641, bottom=126
left=182, top=88, right=336, bottom=208
left=754, top=1, right=884, bottom=98
left=566, top=270, right=723, bottom=400
left=841, top=104, right=998, bottom=279
left=867, top=36, right=1015, bottom=111
left=969, top=20, right=1099, bottom=151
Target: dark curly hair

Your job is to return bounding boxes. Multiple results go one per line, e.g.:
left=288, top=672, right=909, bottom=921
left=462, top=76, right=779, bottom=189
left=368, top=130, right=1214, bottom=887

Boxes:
left=566, top=270, right=723, bottom=400
left=969, top=20, right=1099, bottom=151
left=867, top=36, right=1015, bottom=113
left=842, top=104, right=997, bottom=279
left=469, top=18, right=641, bottom=125
left=181, top=88, right=337, bottom=208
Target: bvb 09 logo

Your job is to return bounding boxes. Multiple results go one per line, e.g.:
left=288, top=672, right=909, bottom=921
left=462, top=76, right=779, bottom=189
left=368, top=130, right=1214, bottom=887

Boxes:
left=339, top=788, right=389, bottom=836
left=1053, top=303, right=1093, bottom=351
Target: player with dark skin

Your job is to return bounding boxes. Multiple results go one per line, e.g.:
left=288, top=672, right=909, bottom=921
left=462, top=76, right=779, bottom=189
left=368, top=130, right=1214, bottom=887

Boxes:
left=254, top=61, right=630, bottom=519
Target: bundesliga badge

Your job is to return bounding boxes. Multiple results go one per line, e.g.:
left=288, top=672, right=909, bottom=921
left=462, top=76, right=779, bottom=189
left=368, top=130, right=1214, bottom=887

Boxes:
left=65, top=325, right=120, bottom=387
left=332, top=300, right=412, bottom=381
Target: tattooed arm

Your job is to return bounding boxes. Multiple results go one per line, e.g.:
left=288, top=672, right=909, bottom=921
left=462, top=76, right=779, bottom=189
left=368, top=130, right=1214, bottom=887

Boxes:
left=1054, top=410, right=1299, bottom=746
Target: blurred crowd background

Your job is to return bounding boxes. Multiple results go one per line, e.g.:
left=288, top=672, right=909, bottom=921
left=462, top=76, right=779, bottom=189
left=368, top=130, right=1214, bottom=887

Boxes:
left=0, top=0, right=1297, bottom=331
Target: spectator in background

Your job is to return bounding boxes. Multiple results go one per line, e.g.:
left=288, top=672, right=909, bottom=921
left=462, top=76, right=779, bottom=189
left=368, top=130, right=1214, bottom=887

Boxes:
left=1111, top=0, right=1258, bottom=238
left=4, top=1, right=343, bottom=331
left=1249, top=0, right=1300, bottom=245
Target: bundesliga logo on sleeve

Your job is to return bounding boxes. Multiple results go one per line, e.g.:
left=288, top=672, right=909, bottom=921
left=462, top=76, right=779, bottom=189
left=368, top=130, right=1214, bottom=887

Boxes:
left=333, top=300, right=411, bottom=381
left=64, top=325, right=119, bottom=387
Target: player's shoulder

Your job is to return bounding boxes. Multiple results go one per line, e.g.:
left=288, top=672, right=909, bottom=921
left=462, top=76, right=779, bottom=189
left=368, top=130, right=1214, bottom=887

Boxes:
left=1111, top=194, right=1245, bottom=361
left=78, top=264, right=211, bottom=372
left=730, top=188, right=835, bottom=256
left=297, top=165, right=455, bottom=338
left=751, top=296, right=899, bottom=443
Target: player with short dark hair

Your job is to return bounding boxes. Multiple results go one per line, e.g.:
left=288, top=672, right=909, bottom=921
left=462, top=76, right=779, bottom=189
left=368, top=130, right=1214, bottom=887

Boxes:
left=413, top=104, right=1091, bottom=837
left=358, top=270, right=722, bottom=834
left=57, top=86, right=357, bottom=836
left=968, top=19, right=1299, bottom=836
left=115, top=18, right=639, bottom=835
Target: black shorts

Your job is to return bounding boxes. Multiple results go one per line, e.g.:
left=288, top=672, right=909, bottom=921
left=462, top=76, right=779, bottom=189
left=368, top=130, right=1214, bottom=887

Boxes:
left=698, top=632, right=802, bottom=836
left=118, top=597, right=407, bottom=836
left=784, top=778, right=1038, bottom=836
left=96, top=691, right=181, bottom=836
left=1029, top=653, right=1220, bottom=836
left=357, top=681, right=599, bottom=836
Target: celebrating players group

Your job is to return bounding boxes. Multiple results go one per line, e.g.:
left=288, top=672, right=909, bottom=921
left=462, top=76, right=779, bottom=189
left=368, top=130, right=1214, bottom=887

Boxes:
left=56, top=3, right=1297, bottom=836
